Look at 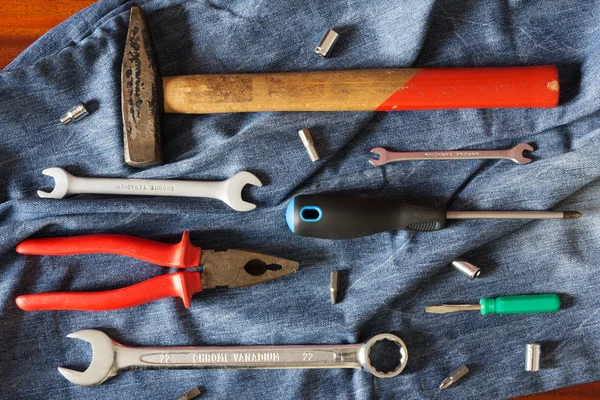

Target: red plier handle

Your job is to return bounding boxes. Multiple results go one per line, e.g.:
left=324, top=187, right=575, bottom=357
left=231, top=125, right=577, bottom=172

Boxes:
left=16, top=232, right=201, bottom=268
left=16, top=272, right=202, bottom=311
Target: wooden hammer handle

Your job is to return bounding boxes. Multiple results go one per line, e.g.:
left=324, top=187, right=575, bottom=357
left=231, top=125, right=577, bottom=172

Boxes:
left=163, top=66, right=558, bottom=114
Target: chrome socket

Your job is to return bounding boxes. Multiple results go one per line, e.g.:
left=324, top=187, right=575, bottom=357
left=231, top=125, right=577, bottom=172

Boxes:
left=315, top=29, right=339, bottom=57
left=298, top=128, right=320, bottom=162
left=451, top=260, right=481, bottom=279
left=525, top=343, right=541, bottom=371
left=60, top=103, right=89, bottom=124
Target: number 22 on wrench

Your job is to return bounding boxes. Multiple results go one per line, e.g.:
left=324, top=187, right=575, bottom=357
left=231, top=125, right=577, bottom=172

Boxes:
left=58, top=330, right=409, bottom=386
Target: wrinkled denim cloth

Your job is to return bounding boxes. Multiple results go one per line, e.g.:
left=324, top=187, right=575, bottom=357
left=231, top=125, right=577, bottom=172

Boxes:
left=1, top=0, right=599, bottom=398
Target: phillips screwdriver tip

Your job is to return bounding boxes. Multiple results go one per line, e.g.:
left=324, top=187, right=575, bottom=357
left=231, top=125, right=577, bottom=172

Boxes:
left=439, top=379, right=452, bottom=390
left=439, top=365, right=470, bottom=390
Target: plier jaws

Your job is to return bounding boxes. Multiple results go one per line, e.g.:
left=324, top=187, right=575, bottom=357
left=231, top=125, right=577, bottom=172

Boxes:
left=201, top=249, right=299, bottom=289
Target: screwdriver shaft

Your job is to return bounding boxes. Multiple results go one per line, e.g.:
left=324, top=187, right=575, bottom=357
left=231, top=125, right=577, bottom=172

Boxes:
left=446, top=211, right=577, bottom=219
left=426, top=304, right=481, bottom=314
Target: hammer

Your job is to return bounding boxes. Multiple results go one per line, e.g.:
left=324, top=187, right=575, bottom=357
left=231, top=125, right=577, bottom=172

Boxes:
left=122, top=5, right=559, bottom=168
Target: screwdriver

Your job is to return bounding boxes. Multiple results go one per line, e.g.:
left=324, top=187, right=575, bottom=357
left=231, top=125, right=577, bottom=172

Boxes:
left=426, top=294, right=561, bottom=315
left=286, top=193, right=581, bottom=239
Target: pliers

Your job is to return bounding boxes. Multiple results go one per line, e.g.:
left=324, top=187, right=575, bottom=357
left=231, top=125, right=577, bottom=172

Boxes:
left=15, top=232, right=299, bottom=311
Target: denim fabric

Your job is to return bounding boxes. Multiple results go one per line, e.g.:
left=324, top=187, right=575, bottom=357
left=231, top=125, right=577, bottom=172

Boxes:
left=1, top=0, right=599, bottom=398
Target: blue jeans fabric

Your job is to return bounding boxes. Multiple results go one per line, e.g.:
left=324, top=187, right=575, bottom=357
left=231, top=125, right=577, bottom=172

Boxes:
left=1, top=0, right=599, bottom=398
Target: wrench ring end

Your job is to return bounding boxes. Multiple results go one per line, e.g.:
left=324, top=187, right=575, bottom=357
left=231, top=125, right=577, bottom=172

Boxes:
left=361, top=333, right=408, bottom=378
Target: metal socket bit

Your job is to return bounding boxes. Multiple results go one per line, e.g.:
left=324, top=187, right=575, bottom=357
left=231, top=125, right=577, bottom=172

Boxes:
left=525, top=343, right=541, bottom=371
left=299, top=128, right=320, bottom=161
left=330, top=271, right=339, bottom=304
left=60, top=103, right=88, bottom=124
left=439, top=365, right=469, bottom=390
left=451, top=260, right=481, bottom=279
left=315, top=29, right=339, bottom=57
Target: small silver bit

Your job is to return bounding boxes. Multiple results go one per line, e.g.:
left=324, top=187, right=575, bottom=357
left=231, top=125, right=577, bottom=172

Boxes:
left=176, top=386, right=202, bottom=400
left=439, top=365, right=469, bottom=390
left=525, top=344, right=541, bottom=371
left=298, top=128, right=320, bottom=162
left=60, top=103, right=88, bottom=124
left=315, top=29, right=339, bottom=57
left=451, top=260, right=481, bottom=279
left=330, top=271, right=339, bottom=304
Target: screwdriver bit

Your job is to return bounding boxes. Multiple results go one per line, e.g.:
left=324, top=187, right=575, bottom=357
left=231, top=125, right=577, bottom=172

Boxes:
left=330, top=271, right=339, bottom=304
left=440, top=365, right=469, bottom=390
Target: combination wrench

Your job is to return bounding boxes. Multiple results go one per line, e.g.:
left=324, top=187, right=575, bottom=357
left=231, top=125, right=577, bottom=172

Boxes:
left=36, top=167, right=262, bottom=212
left=369, top=142, right=534, bottom=166
left=58, top=330, right=408, bottom=386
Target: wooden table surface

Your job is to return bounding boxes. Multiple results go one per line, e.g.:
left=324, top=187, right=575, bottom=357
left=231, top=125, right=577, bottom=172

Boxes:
left=0, top=2, right=595, bottom=399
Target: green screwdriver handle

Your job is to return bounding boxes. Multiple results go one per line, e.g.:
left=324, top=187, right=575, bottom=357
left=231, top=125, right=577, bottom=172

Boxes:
left=480, top=294, right=561, bottom=315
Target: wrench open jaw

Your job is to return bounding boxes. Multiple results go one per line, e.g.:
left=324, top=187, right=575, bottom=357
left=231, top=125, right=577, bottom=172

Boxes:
left=58, top=330, right=117, bottom=387
left=368, top=148, right=389, bottom=166
left=220, top=171, right=263, bottom=212
left=508, top=142, right=535, bottom=164
left=37, top=168, right=73, bottom=199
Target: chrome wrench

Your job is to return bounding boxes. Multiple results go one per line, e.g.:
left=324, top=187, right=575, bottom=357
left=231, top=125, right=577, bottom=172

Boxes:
left=58, top=330, right=408, bottom=386
left=36, top=167, right=262, bottom=212
left=369, top=142, right=534, bottom=166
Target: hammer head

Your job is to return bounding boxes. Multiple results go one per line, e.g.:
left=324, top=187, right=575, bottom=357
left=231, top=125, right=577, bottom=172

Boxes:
left=121, top=5, right=162, bottom=168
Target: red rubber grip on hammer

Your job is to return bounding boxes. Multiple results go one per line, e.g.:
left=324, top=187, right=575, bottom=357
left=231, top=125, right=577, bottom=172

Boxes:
left=15, top=232, right=201, bottom=268
left=15, top=272, right=202, bottom=311
left=375, top=65, right=559, bottom=110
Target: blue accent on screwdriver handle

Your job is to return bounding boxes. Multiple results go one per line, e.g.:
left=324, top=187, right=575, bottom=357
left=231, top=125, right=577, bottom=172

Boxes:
left=286, top=198, right=296, bottom=232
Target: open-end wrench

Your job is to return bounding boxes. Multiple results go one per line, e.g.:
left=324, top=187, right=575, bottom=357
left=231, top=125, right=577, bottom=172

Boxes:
left=369, top=142, right=534, bottom=166
left=36, top=167, right=262, bottom=212
left=58, top=330, right=408, bottom=386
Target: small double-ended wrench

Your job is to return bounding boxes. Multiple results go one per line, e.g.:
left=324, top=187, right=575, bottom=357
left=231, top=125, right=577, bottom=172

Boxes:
left=369, top=142, right=534, bottom=166
left=59, top=330, right=408, bottom=386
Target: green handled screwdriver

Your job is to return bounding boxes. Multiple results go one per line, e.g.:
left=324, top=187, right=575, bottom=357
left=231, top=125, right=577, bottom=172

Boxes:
left=426, top=294, right=561, bottom=315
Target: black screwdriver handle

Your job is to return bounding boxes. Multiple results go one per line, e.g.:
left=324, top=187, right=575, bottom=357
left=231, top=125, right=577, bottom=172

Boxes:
left=286, top=193, right=447, bottom=239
